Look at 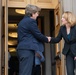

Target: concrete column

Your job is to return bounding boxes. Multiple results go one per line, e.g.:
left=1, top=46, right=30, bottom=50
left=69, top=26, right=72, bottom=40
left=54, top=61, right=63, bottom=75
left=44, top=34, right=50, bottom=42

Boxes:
left=63, top=0, right=73, bottom=12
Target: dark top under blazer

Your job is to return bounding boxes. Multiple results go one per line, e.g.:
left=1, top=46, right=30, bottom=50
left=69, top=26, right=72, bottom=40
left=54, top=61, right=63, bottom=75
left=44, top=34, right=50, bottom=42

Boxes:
left=51, top=25, right=76, bottom=56
left=17, top=16, right=48, bottom=51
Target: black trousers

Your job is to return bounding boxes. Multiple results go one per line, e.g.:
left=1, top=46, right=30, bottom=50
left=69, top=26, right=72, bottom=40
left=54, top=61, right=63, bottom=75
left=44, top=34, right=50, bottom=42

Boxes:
left=66, top=50, right=76, bottom=75
left=32, top=65, right=41, bottom=75
left=17, top=50, right=35, bottom=75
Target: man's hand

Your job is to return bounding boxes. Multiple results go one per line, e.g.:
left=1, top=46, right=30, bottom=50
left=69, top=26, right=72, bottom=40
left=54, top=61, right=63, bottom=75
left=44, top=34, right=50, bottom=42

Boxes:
left=47, top=37, right=51, bottom=42
left=74, top=57, right=76, bottom=60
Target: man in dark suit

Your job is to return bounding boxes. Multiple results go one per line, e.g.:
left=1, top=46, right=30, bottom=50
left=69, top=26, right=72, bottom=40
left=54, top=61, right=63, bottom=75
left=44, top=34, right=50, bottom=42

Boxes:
left=17, top=4, right=50, bottom=75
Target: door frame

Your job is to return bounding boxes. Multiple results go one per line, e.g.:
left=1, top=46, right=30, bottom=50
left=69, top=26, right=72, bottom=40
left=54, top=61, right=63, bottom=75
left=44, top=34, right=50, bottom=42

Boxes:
left=5, top=0, right=8, bottom=75
left=0, top=0, right=2, bottom=75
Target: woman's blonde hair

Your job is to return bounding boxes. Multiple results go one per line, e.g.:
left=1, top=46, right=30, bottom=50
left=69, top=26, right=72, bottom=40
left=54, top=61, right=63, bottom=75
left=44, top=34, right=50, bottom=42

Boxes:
left=62, top=11, right=76, bottom=26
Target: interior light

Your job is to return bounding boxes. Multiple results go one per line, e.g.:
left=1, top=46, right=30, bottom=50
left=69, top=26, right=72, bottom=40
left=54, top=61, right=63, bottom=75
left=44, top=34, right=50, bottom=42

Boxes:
left=8, top=32, right=17, bottom=38
left=15, top=9, right=25, bottom=14
left=8, top=40, right=17, bottom=45
left=8, top=24, right=18, bottom=29
left=9, top=48, right=16, bottom=52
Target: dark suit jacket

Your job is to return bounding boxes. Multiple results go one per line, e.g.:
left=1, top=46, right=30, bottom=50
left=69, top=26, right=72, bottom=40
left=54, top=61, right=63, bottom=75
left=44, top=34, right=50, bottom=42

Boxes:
left=17, top=16, right=48, bottom=51
left=51, top=25, right=76, bottom=56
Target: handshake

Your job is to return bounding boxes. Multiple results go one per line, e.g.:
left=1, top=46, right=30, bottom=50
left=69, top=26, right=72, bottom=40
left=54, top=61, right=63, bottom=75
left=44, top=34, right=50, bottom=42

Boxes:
left=47, top=36, right=51, bottom=42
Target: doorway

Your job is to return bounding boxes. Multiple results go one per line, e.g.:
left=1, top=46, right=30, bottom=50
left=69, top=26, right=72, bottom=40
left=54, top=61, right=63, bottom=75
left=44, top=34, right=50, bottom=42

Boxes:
left=8, top=8, right=45, bottom=75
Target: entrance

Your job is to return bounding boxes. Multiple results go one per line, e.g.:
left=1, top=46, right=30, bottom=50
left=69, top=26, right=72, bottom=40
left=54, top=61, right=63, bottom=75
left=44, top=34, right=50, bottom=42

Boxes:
left=1, top=4, right=61, bottom=75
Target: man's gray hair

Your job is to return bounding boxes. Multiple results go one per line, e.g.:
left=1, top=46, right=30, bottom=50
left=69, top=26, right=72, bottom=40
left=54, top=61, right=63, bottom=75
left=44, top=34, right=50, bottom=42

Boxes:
left=25, top=4, right=41, bottom=16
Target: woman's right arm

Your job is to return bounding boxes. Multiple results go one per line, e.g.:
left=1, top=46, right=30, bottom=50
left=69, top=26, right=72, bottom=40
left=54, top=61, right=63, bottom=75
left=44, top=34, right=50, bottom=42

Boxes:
left=50, top=27, right=62, bottom=43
